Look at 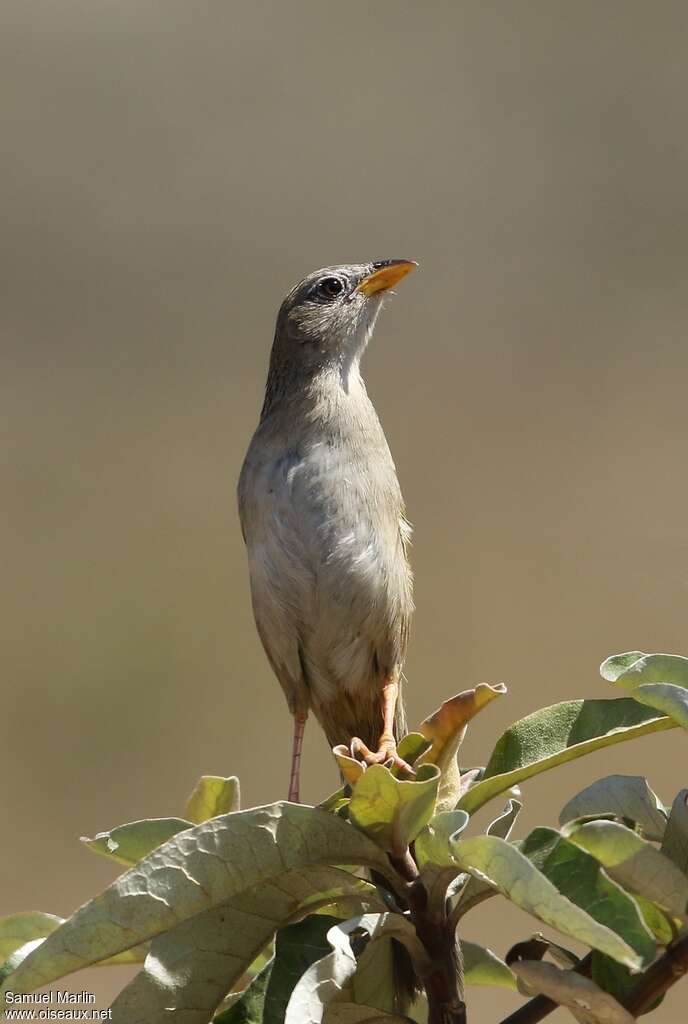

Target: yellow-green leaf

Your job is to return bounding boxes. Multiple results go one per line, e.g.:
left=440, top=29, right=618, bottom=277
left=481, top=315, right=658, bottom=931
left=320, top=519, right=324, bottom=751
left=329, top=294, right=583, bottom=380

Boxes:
left=185, top=775, right=240, bottom=823
left=349, top=764, right=440, bottom=853
left=81, top=817, right=192, bottom=866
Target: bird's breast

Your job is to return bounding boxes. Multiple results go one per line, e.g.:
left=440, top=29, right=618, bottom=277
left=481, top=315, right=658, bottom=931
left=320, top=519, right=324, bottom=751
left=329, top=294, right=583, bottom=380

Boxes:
left=245, top=432, right=403, bottom=594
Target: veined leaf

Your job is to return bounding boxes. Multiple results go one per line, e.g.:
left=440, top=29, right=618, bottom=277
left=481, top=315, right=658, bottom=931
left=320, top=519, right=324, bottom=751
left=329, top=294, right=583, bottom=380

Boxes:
left=0, top=803, right=396, bottom=1004
left=602, top=652, right=688, bottom=729
left=458, top=699, right=676, bottom=815
left=453, top=799, right=522, bottom=920
left=349, top=764, right=440, bottom=853
left=111, top=871, right=383, bottom=1024
left=600, top=652, right=688, bottom=686
left=262, top=915, right=348, bottom=1024
left=559, top=775, right=667, bottom=841
left=513, top=960, right=634, bottom=1024
left=562, top=820, right=688, bottom=918
left=450, top=835, right=641, bottom=968
left=284, top=914, right=428, bottom=1024
left=1, top=933, right=147, bottom=988
left=519, top=828, right=655, bottom=962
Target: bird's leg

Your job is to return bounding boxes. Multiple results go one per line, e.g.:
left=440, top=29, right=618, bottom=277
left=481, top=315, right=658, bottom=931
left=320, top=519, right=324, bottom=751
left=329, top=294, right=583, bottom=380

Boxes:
left=288, top=711, right=308, bottom=803
left=351, top=678, right=414, bottom=774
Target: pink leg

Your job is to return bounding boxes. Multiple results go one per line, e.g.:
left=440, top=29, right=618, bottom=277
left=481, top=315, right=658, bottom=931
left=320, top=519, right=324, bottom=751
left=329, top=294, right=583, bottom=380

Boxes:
left=288, top=712, right=307, bottom=803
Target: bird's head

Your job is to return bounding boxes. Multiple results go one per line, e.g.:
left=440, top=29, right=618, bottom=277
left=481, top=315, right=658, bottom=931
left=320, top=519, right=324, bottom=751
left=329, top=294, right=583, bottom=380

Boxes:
left=274, top=259, right=418, bottom=374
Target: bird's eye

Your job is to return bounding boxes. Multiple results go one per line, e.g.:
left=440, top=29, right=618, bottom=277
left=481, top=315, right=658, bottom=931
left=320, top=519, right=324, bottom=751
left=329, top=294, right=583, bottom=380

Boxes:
left=315, top=276, right=345, bottom=300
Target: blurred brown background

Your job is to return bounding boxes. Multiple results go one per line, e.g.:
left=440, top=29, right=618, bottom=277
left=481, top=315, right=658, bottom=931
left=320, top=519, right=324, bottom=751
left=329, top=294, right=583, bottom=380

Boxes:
left=2, top=2, right=688, bottom=1019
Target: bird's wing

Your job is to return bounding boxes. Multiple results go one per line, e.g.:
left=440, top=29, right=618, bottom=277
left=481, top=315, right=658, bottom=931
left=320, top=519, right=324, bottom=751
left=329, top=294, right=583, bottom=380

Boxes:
left=238, top=447, right=312, bottom=715
left=396, top=512, right=414, bottom=659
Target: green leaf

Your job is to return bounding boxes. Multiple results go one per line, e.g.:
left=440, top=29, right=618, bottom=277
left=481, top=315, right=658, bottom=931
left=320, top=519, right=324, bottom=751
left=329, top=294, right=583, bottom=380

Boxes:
left=603, top=652, right=688, bottom=729
left=185, top=776, right=240, bottom=823
left=599, top=653, right=646, bottom=682
left=590, top=951, right=666, bottom=1017
left=661, top=789, right=688, bottom=873
left=453, top=799, right=522, bottom=920
left=629, top=684, right=688, bottom=729
left=634, top=897, right=674, bottom=946
left=345, top=930, right=396, bottom=1015
left=487, top=798, right=522, bottom=841
left=114, top=872, right=387, bottom=1024
left=415, top=810, right=470, bottom=922
left=284, top=914, right=428, bottom=1024
left=262, top=915, right=345, bottom=1024
left=81, top=817, right=192, bottom=866
left=1, top=940, right=45, bottom=986
left=1, top=803, right=396, bottom=1004
left=111, top=869, right=382, bottom=1023
left=513, top=960, right=634, bottom=1024
left=458, top=699, right=676, bottom=815
left=415, top=810, right=470, bottom=869
left=600, top=652, right=688, bottom=686
left=563, top=820, right=688, bottom=918
left=214, top=961, right=273, bottom=1023
left=0, top=914, right=62, bottom=961
left=349, top=764, right=440, bottom=853
left=559, top=775, right=667, bottom=841
left=519, top=828, right=655, bottom=963
left=449, top=835, right=642, bottom=968
left=395, top=733, right=432, bottom=768
left=460, top=940, right=516, bottom=989
left=333, top=747, right=365, bottom=787
left=1, top=934, right=148, bottom=988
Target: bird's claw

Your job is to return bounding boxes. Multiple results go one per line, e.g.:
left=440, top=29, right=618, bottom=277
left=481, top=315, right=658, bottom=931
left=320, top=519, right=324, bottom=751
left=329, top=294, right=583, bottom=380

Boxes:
left=350, top=735, right=416, bottom=778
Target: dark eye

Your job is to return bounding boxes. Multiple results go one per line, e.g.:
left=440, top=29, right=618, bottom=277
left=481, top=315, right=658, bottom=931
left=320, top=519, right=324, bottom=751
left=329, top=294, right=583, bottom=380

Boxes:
left=315, top=276, right=345, bottom=300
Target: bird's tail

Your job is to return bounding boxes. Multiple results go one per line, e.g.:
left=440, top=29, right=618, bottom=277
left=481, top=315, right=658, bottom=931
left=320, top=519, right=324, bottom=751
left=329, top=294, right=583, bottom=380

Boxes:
left=320, top=678, right=408, bottom=753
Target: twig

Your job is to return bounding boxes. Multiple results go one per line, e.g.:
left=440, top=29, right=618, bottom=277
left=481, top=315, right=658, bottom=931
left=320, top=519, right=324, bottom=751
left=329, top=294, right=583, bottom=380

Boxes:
left=497, top=954, right=592, bottom=1024
left=498, top=935, right=688, bottom=1024
left=625, top=932, right=688, bottom=1016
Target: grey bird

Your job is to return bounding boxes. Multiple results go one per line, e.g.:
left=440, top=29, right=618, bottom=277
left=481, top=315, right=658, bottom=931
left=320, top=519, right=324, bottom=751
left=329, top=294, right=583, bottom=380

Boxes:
left=238, top=259, right=417, bottom=802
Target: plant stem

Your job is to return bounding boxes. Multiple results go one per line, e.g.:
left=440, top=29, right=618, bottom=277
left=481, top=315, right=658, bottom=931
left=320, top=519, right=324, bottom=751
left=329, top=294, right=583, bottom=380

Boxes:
left=407, top=878, right=466, bottom=1024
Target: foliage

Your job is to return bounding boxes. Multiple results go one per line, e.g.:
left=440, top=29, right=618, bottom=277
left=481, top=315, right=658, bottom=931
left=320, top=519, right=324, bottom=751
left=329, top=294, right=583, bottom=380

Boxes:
left=3, top=653, right=688, bottom=1023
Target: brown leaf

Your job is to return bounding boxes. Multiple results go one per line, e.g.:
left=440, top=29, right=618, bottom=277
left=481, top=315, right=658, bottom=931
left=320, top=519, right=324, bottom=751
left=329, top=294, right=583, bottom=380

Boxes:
left=419, top=684, right=507, bottom=810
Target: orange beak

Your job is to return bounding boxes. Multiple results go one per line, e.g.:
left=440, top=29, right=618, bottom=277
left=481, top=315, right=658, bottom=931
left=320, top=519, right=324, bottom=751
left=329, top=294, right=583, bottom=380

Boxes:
left=356, top=259, right=418, bottom=297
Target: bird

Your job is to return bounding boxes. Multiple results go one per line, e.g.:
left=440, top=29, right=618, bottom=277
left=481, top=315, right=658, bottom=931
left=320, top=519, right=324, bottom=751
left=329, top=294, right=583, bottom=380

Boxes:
left=238, top=259, right=417, bottom=802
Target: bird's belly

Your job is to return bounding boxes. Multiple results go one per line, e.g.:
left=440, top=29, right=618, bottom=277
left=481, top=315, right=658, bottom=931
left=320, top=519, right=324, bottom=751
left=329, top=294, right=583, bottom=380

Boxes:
left=245, top=443, right=407, bottom=701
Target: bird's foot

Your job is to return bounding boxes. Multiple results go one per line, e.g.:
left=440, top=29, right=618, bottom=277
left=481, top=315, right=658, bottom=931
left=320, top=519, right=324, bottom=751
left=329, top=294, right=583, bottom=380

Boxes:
left=351, top=733, right=415, bottom=778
